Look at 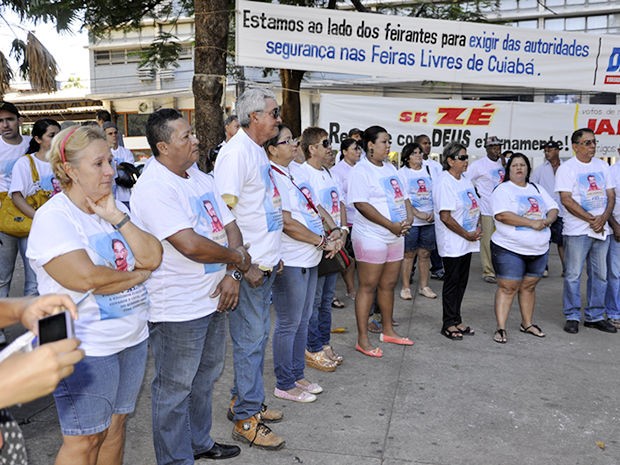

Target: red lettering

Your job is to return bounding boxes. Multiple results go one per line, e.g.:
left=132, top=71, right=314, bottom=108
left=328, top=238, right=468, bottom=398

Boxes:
left=436, top=107, right=467, bottom=125
left=595, top=119, right=615, bottom=135
left=399, top=111, right=412, bottom=123
left=466, top=104, right=495, bottom=126
left=413, top=112, right=428, bottom=123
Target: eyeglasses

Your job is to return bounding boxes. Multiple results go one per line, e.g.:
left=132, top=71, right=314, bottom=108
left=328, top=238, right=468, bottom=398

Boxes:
left=578, top=139, right=597, bottom=146
left=315, top=139, right=330, bottom=148
left=453, top=155, right=469, bottom=161
left=258, top=107, right=281, bottom=120
left=277, top=138, right=299, bottom=147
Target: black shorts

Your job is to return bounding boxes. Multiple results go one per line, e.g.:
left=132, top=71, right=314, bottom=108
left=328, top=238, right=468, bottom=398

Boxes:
left=549, top=217, right=564, bottom=246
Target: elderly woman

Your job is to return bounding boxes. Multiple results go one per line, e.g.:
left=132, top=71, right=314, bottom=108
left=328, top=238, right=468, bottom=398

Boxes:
left=398, top=142, right=437, bottom=300
left=26, top=126, right=162, bottom=465
left=267, top=125, right=340, bottom=401
left=348, top=126, right=414, bottom=358
left=490, top=153, right=558, bottom=343
left=434, top=141, right=481, bottom=340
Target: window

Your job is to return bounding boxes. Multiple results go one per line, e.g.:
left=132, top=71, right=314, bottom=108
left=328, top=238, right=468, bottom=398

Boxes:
left=94, top=50, right=111, bottom=65
left=110, top=50, right=126, bottom=64
left=565, top=17, right=585, bottom=31
left=127, top=114, right=151, bottom=137
left=587, top=15, right=608, bottom=32
left=544, top=18, right=564, bottom=31
left=516, top=20, right=538, bottom=29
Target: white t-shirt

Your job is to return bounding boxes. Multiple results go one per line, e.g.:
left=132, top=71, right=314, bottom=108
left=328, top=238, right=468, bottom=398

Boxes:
left=347, top=158, right=407, bottom=243
left=112, top=146, right=135, bottom=203
left=331, top=159, right=356, bottom=226
left=610, top=163, right=620, bottom=224
left=26, top=193, right=149, bottom=356
left=0, top=136, right=31, bottom=192
left=131, top=159, right=235, bottom=323
left=423, top=158, right=443, bottom=180
left=214, top=129, right=282, bottom=268
left=398, top=165, right=434, bottom=226
left=491, top=181, right=558, bottom=256
left=531, top=160, right=564, bottom=217
left=433, top=171, right=481, bottom=257
left=9, top=154, right=57, bottom=198
left=555, top=157, right=614, bottom=237
left=466, top=156, right=505, bottom=216
left=298, top=162, right=342, bottom=228
left=271, top=163, right=322, bottom=267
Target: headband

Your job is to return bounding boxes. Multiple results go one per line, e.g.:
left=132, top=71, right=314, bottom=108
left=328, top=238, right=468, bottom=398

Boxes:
left=59, top=127, right=79, bottom=163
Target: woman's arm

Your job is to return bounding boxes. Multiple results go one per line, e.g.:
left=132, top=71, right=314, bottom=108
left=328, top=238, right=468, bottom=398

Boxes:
left=11, top=192, right=36, bottom=219
left=440, top=210, right=481, bottom=242
left=283, top=211, right=322, bottom=245
left=43, top=250, right=151, bottom=295
left=355, top=202, right=403, bottom=236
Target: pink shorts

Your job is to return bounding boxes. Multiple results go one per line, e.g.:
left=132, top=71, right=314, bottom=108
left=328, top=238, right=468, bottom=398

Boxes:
left=352, top=233, right=404, bottom=264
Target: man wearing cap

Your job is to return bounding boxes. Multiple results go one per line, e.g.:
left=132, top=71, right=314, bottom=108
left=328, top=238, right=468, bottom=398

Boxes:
left=466, top=135, right=506, bottom=283
left=103, top=122, right=135, bottom=209
left=0, top=102, right=34, bottom=345
left=532, top=140, right=565, bottom=275
left=555, top=128, right=616, bottom=334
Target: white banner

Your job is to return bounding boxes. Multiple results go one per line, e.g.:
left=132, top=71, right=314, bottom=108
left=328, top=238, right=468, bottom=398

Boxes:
left=317, top=94, right=620, bottom=162
left=236, top=0, right=620, bottom=92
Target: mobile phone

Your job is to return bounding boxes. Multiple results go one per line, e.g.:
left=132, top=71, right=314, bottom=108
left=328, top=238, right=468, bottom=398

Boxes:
left=37, top=311, right=75, bottom=345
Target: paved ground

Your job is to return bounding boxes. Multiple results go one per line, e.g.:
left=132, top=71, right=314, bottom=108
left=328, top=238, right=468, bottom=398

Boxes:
left=5, top=250, right=620, bottom=465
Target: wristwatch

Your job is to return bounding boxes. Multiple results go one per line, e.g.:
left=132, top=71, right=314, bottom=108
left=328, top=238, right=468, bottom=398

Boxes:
left=226, top=269, right=243, bottom=281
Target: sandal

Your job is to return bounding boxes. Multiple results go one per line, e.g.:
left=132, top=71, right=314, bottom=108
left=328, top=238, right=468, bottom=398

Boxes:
left=457, top=326, right=475, bottom=336
left=441, top=328, right=463, bottom=341
left=519, top=324, right=545, bottom=338
left=493, top=329, right=507, bottom=344
left=332, top=298, right=345, bottom=309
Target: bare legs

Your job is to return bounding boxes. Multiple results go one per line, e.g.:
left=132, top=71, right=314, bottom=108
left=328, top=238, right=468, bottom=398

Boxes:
left=55, top=414, right=128, bottom=465
left=494, top=276, right=542, bottom=341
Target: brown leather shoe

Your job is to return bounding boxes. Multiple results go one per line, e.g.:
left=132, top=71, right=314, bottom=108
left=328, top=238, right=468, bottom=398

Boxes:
left=227, top=397, right=283, bottom=423
left=305, top=349, right=337, bottom=372
left=232, top=415, right=285, bottom=450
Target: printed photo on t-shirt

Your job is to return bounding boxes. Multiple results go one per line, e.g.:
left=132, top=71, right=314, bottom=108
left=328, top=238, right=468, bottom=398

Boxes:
left=578, top=172, right=607, bottom=212
left=192, top=192, right=228, bottom=274
left=296, top=181, right=323, bottom=234
left=407, top=176, right=433, bottom=210
left=461, top=189, right=480, bottom=231
left=515, top=194, right=545, bottom=230
left=381, top=176, right=407, bottom=222
left=319, top=187, right=340, bottom=226
left=88, top=232, right=148, bottom=320
left=262, top=166, right=284, bottom=232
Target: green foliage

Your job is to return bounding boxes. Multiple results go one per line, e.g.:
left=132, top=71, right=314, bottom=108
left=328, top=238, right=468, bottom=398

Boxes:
left=140, top=31, right=183, bottom=70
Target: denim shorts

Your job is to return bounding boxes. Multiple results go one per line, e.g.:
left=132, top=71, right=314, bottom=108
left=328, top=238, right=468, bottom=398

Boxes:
left=53, top=339, right=148, bottom=436
left=491, top=241, right=548, bottom=281
left=404, top=224, right=436, bottom=252
left=549, top=217, right=564, bottom=246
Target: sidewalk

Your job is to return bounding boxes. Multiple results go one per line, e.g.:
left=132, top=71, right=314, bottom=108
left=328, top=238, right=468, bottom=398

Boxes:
left=9, top=251, right=620, bottom=465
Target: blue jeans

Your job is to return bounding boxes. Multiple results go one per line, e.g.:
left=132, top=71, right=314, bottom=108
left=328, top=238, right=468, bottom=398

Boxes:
left=307, top=272, right=337, bottom=353
left=229, top=272, right=276, bottom=420
left=563, top=235, right=610, bottom=322
left=149, top=312, right=226, bottom=465
left=272, top=266, right=318, bottom=390
left=0, top=232, right=37, bottom=297
left=605, top=237, right=620, bottom=320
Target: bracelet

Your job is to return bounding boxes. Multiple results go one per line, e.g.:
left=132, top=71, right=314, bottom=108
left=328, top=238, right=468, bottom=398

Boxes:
left=340, top=225, right=350, bottom=234
left=315, top=235, right=326, bottom=250
left=113, top=213, right=131, bottom=230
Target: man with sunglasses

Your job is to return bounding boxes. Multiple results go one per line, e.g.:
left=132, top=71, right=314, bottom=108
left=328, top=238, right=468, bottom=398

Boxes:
left=555, top=128, right=616, bottom=334
left=214, top=88, right=286, bottom=450
left=466, top=135, right=506, bottom=284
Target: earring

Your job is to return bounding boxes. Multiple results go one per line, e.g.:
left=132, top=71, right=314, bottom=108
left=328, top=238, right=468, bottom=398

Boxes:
left=369, top=148, right=374, bottom=157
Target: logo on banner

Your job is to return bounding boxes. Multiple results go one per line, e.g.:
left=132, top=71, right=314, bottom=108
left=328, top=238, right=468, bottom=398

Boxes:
left=604, top=47, right=620, bottom=84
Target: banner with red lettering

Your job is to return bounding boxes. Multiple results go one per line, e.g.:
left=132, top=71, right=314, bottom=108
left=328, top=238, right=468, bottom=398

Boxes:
left=318, top=94, right=619, bottom=164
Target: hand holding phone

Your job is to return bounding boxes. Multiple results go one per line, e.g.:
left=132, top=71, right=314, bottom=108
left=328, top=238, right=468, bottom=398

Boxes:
left=37, top=311, right=75, bottom=345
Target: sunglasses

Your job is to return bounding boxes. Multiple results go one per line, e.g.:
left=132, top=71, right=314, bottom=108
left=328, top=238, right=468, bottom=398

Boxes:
left=259, top=107, right=281, bottom=119
left=452, top=155, right=469, bottom=161
left=315, top=139, right=330, bottom=148
left=277, top=138, right=299, bottom=147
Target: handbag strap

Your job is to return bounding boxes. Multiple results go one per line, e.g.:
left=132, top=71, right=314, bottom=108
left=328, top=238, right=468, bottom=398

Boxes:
left=270, top=163, right=321, bottom=216
left=26, top=154, right=40, bottom=183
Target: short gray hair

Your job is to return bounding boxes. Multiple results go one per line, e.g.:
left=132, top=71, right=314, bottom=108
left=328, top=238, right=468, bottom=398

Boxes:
left=441, top=141, right=467, bottom=170
left=236, top=88, right=277, bottom=127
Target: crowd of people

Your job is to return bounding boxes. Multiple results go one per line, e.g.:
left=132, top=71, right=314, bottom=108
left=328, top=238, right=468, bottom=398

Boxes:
left=0, top=91, right=619, bottom=465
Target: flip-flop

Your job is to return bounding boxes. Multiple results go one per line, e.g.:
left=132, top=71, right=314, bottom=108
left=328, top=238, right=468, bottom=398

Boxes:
left=355, top=343, right=383, bottom=358
left=441, top=328, right=463, bottom=341
left=332, top=298, right=345, bottom=309
left=493, top=329, right=507, bottom=344
left=457, top=326, right=475, bottom=336
left=519, top=324, right=545, bottom=338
